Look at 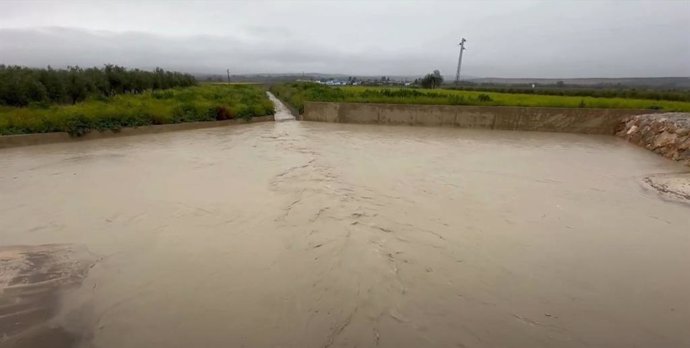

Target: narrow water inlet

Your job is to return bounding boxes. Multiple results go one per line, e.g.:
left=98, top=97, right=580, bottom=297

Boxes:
left=267, top=91, right=296, bottom=122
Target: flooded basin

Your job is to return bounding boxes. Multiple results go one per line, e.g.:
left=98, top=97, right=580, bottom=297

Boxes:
left=1, top=102, right=689, bottom=347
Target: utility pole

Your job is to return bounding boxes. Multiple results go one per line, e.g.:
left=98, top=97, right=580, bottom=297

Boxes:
left=455, top=37, right=467, bottom=85
left=226, top=69, right=230, bottom=83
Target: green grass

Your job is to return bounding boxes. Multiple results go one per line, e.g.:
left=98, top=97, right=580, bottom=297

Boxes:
left=270, top=83, right=690, bottom=114
left=0, top=84, right=275, bottom=136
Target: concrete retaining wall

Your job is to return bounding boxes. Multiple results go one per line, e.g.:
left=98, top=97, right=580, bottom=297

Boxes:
left=0, top=116, right=274, bottom=149
left=303, top=102, right=652, bottom=134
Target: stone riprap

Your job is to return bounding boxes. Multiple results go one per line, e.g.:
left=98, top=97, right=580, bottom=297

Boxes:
left=617, top=113, right=690, bottom=166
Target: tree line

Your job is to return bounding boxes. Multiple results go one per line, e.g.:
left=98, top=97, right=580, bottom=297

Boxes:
left=415, top=70, right=444, bottom=89
left=0, top=65, right=196, bottom=107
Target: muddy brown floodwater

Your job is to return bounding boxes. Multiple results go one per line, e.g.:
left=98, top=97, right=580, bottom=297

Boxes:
left=1, top=95, right=689, bottom=348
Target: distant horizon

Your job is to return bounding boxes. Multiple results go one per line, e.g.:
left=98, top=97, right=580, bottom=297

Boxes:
left=201, top=72, right=690, bottom=80
left=5, top=64, right=689, bottom=81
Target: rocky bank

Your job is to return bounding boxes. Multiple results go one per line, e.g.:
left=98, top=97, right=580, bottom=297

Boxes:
left=617, top=112, right=690, bottom=166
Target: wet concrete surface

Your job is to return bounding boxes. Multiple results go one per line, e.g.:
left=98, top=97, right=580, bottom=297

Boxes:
left=1, top=97, right=689, bottom=347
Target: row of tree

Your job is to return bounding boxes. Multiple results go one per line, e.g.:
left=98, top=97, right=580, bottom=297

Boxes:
left=417, top=70, right=444, bottom=89
left=0, top=65, right=196, bottom=107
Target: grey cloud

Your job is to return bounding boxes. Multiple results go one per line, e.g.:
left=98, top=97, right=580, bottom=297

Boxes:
left=0, top=0, right=688, bottom=78
left=0, top=27, right=443, bottom=76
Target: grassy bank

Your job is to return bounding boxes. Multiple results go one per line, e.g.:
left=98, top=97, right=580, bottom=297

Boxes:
left=270, top=83, right=690, bottom=114
left=0, top=84, right=275, bottom=136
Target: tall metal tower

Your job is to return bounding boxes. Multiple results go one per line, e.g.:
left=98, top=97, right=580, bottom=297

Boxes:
left=226, top=69, right=231, bottom=83
left=455, top=38, right=467, bottom=85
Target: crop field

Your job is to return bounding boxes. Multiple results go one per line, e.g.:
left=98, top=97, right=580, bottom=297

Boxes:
left=270, top=83, right=690, bottom=114
left=0, top=84, right=275, bottom=136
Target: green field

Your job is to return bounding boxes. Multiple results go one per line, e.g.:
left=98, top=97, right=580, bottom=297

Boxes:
left=270, top=83, right=690, bottom=114
left=0, top=84, right=275, bottom=136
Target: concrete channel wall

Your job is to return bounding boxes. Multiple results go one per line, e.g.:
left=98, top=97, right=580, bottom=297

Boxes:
left=303, top=102, right=653, bottom=134
left=0, top=116, right=274, bottom=148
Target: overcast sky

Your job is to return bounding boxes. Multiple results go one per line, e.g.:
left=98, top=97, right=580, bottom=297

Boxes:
left=1, top=0, right=688, bottom=78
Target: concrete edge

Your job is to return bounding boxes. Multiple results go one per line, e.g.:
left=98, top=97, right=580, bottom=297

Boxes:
left=304, top=100, right=658, bottom=113
left=0, top=115, right=275, bottom=149
left=302, top=101, right=654, bottom=135
left=281, top=99, right=302, bottom=119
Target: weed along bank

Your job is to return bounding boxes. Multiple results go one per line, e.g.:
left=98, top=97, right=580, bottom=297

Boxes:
left=0, top=83, right=275, bottom=138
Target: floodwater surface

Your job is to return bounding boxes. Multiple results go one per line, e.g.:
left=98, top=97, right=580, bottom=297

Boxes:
left=1, top=97, right=689, bottom=348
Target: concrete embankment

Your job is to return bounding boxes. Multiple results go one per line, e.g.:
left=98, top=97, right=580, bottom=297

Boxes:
left=0, top=116, right=274, bottom=148
left=617, top=112, right=690, bottom=166
left=303, top=101, right=652, bottom=134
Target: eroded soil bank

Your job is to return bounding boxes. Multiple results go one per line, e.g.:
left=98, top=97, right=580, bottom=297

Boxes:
left=1, top=100, right=689, bottom=347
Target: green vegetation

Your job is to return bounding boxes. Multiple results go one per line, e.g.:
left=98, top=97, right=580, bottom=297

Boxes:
left=270, top=83, right=690, bottom=114
left=420, top=70, right=444, bottom=89
left=445, top=84, right=690, bottom=102
left=0, top=84, right=275, bottom=136
left=0, top=65, right=196, bottom=107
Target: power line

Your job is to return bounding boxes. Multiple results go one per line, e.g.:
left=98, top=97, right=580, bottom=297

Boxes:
left=455, top=38, right=467, bottom=85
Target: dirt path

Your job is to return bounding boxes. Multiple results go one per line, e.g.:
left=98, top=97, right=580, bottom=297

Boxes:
left=0, top=96, right=688, bottom=347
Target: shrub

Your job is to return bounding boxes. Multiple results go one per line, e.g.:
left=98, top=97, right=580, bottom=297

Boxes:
left=93, top=116, right=123, bottom=132
left=477, top=94, right=493, bottom=102
left=153, top=90, right=175, bottom=99
left=64, top=114, right=92, bottom=137
left=210, top=106, right=233, bottom=120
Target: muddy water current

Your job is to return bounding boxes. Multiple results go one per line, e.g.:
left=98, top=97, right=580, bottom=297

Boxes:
left=1, top=96, right=689, bottom=347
